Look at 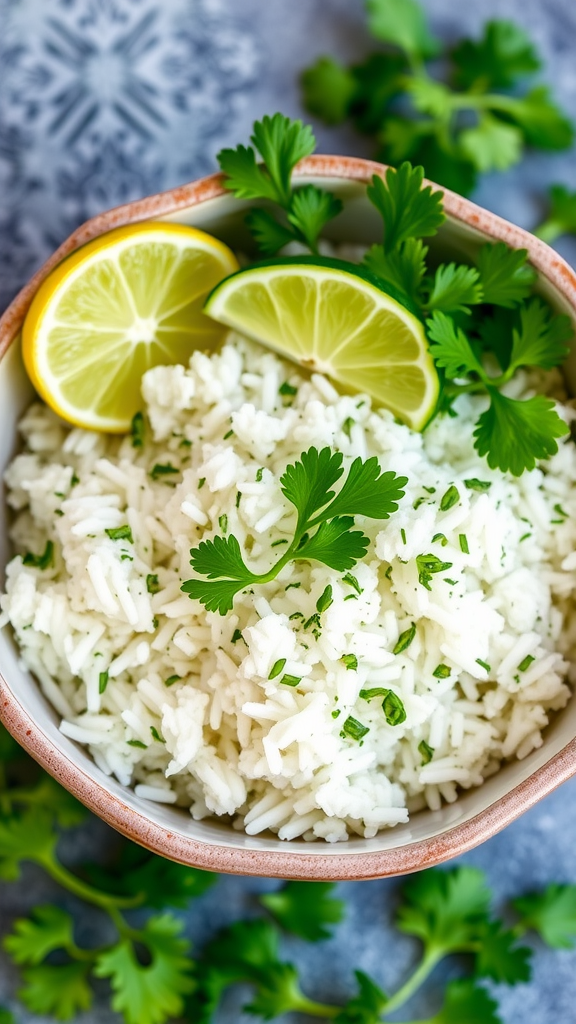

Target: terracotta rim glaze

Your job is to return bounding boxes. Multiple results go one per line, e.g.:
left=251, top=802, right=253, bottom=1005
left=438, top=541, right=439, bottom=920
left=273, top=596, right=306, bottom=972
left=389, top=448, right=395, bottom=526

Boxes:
left=2, top=155, right=576, bottom=879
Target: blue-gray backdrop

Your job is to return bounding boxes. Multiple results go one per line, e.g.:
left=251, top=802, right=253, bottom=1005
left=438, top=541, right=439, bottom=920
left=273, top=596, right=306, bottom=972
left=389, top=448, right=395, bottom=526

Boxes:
left=1, top=1, right=576, bottom=1021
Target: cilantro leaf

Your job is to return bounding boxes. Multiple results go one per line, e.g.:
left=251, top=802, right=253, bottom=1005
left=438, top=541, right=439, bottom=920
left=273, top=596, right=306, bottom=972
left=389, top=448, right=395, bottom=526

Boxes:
left=499, top=85, right=574, bottom=150
left=460, top=114, right=523, bottom=173
left=513, top=884, right=576, bottom=948
left=427, top=264, right=483, bottom=314
left=321, top=456, right=407, bottom=520
left=301, top=57, right=356, bottom=125
left=251, top=114, right=316, bottom=207
left=476, top=243, right=537, bottom=307
left=4, top=905, right=75, bottom=965
left=508, top=297, right=572, bottom=372
left=397, top=866, right=491, bottom=953
left=182, top=535, right=257, bottom=613
left=287, top=185, right=343, bottom=252
left=16, top=774, right=87, bottom=828
left=0, top=808, right=57, bottom=881
left=451, top=20, right=541, bottom=90
left=296, top=517, right=370, bottom=571
left=349, top=53, right=406, bottom=134
left=334, top=970, right=387, bottom=1024
left=119, top=854, right=216, bottom=909
left=363, top=238, right=428, bottom=303
left=244, top=962, right=306, bottom=1019
left=474, top=921, right=532, bottom=984
left=94, top=914, right=194, bottom=1024
left=218, top=144, right=279, bottom=203
left=536, top=184, right=576, bottom=245
left=18, top=962, right=93, bottom=1021
left=427, top=979, right=502, bottom=1024
left=281, top=447, right=344, bottom=531
left=244, top=209, right=295, bottom=256
left=366, top=0, right=439, bottom=58
left=473, top=390, right=568, bottom=476
left=367, top=163, right=445, bottom=253
left=261, top=882, right=345, bottom=941
left=426, top=311, right=484, bottom=377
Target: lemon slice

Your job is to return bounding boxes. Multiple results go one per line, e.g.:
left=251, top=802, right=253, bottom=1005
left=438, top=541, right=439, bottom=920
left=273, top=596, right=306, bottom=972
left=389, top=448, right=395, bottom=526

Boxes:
left=204, top=256, right=439, bottom=430
left=22, top=222, right=239, bottom=432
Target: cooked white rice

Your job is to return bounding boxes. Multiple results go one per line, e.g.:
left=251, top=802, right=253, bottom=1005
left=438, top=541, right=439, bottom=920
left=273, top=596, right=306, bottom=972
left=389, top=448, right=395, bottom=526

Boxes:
left=2, top=334, right=576, bottom=842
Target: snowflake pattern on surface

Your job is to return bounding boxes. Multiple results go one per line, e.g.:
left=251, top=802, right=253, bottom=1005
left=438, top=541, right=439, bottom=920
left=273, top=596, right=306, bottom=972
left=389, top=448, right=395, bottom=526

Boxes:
left=0, top=0, right=260, bottom=310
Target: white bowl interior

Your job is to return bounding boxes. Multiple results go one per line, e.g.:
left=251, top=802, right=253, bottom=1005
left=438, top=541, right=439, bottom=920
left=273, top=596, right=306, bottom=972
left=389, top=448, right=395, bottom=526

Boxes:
left=2, top=177, right=576, bottom=861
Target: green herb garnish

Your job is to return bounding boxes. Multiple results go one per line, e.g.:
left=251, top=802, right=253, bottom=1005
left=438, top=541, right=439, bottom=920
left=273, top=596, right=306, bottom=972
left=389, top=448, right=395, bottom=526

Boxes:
left=393, top=622, right=416, bottom=655
left=105, top=526, right=133, bottom=543
left=218, top=113, right=343, bottom=255
left=341, top=654, right=358, bottom=671
left=302, top=4, right=572, bottom=197
left=418, top=739, right=434, bottom=764
left=181, top=447, right=406, bottom=613
left=130, top=411, right=145, bottom=448
left=433, top=664, right=451, bottom=679
left=146, top=574, right=160, bottom=595
left=150, top=463, right=179, bottom=481
left=340, top=716, right=370, bottom=741
left=416, top=553, right=453, bottom=590
left=269, top=659, right=287, bottom=680
left=23, top=541, right=54, bottom=570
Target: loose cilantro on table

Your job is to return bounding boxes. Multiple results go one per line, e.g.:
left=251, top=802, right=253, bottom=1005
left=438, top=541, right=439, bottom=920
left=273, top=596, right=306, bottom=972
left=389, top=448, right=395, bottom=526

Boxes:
left=535, top=184, right=576, bottom=245
left=217, top=113, right=343, bottom=255
left=181, top=447, right=406, bottom=614
left=2, top=722, right=576, bottom=1024
left=301, top=0, right=573, bottom=197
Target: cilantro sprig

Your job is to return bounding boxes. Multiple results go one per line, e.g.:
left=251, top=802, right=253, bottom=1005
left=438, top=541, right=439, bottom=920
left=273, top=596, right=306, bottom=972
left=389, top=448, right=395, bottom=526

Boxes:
left=2, top=722, right=576, bottom=1024
left=301, top=1, right=573, bottom=196
left=181, top=447, right=407, bottom=613
left=363, top=162, right=572, bottom=475
left=217, top=113, right=343, bottom=255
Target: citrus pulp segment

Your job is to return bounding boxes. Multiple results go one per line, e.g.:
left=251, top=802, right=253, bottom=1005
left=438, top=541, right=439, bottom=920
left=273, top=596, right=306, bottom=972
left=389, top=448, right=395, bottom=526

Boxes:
left=204, top=258, right=439, bottom=430
left=22, top=222, right=239, bottom=432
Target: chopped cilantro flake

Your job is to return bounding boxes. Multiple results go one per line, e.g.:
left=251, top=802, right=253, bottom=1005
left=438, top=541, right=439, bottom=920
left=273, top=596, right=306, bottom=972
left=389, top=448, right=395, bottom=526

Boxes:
left=316, top=585, right=333, bottom=613
left=341, top=654, right=358, bottom=671
left=459, top=533, right=470, bottom=554
left=127, top=739, right=147, bottom=749
left=400, top=528, right=407, bottom=544
left=98, top=671, right=109, bottom=694
left=343, top=573, right=362, bottom=593
left=393, top=622, right=416, bottom=655
left=279, top=381, right=298, bottom=397
left=280, top=674, right=301, bottom=687
left=150, top=727, right=163, bottom=742
left=23, top=541, right=54, bottom=570
left=150, top=463, right=179, bottom=481
left=105, top=526, right=133, bottom=543
left=476, top=658, right=491, bottom=673
left=146, top=574, right=160, bottom=594
left=198, top=477, right=206, bottom=489
left=465, top=478, right=492, bottom=492
left=419, top=739, right=434, bottom=764
left=164, top=675, right=181, bottom=687
left=342, top=416, right=355, bottom=439
left=432, top=532, right=448, bottom=546
left=433, top=664, right=451, bottom=678
left=340, top=716, right=369, bottom=741
left=440, top=485, right=460, bottom=511
left=130, top=411, right=145, bottom=448
left=269, top=658, right=287, bottom=679
left=518, top=654, right=536, bottom=671
left=219, top=514, right=228, bottom=533
left=416, top=553, right=453, bottom=590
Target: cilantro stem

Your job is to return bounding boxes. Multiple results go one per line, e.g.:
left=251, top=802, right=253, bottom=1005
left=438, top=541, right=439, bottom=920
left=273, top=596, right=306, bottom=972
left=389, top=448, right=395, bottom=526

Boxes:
left=381, top=949, right=443, bottom=1016
left=290, top=994, right=339, bottom=1018
left=35, top=852, right=144, bottom=911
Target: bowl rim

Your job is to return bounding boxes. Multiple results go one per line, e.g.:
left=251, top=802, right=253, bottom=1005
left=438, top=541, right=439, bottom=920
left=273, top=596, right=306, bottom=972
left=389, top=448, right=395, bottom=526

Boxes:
left=1, top=153, right=576, bottom=880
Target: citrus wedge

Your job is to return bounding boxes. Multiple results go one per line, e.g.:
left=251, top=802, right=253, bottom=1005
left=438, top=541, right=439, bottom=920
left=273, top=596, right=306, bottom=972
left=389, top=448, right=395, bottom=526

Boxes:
left=22, top=222, right=239, bottom=432
left=204, top=257, right=439, bottom=430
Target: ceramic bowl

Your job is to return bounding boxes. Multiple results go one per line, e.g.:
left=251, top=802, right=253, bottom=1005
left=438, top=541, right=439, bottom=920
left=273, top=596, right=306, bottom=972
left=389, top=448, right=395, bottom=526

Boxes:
left=2, top=155, right=576, bottom=880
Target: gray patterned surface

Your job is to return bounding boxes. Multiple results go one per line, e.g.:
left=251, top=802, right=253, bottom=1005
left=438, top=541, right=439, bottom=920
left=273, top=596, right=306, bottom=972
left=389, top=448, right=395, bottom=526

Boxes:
left=2, top=1, right=576, bottom=1021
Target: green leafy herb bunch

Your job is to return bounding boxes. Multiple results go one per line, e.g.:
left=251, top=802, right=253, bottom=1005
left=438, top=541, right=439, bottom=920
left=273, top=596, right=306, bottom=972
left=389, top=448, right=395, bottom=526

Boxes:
left=301, top=0, right=574, bottom=197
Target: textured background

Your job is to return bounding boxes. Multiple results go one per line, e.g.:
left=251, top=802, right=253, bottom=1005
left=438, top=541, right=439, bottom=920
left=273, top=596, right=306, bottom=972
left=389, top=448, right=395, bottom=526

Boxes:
left=2, top=0, right=576, bottom=1021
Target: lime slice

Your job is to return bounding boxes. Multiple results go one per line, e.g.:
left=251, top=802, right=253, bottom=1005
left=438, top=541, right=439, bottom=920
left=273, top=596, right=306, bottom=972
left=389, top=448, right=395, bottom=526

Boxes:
left=22, top=222, right=239, bottom=432
left=205, top=256, right=439, bottom=430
